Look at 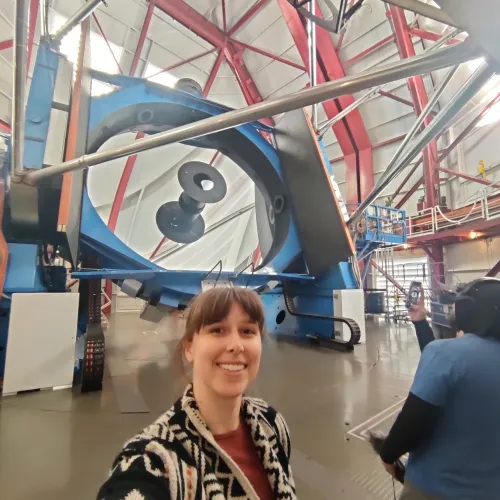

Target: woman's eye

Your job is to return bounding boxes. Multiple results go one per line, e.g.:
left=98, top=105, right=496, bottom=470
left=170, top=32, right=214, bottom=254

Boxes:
left=243, top=328, right=257, bottom=335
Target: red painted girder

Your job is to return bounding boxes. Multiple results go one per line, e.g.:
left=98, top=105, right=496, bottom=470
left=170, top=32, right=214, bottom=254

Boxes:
left=377, top=89, right=415, bottom=108
left=0, top=39, right=13, bottom=51
left=410, top=217, right=500, bottom=244
left=154, top=0, right=226, bottom=47
left=278, top=0, right=373, bottom=202
left=153, top=0, right=273, bottom=125
left=343, top=34, right=395, bottom=69
left=228, top=0, right=271, bottom=36
left=27, top=0, right=39, bottom=72
left=130, top=0, right=156, bottom=76
left=224, top=43, right=274, bottom=125
left=486, top=259, right=500, bottom=277
left=92, top=13, right=124, bottom=74
left=150, top=236, right=167, bottom=259
left=330, top=133, right=408, bottom=164
left=209, top=151, right=220, bottom=165
left=0, top=119, right=10, bottom=133
left=203, top=50, right=225, bottom=97
left=107, top=132, right=145, bottom=232
left=409, top=27, right=461, bottom=45
left=370, top=259, right=406, bottom=294
left=148, top=48, right=217, bottom=79
left=392, top=159, right=422, bottom=198
left=438, top=166, right=500, bottom=189
left=396, top=176, right=423, bottom=208
left=390, top=5, right=439, bottom=208
left=231, top=39, right=307, bottom=72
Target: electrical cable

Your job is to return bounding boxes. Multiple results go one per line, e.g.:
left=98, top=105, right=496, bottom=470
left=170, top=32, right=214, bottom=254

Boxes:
left=235, top=261, right=256, bottom=289
left=202, top=260, right=223, bottom=288
left=435, top=195, right=480, bottom=225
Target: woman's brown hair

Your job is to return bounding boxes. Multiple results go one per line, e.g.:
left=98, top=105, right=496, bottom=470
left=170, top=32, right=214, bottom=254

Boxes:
left=183, top=287, right=265, bottom=342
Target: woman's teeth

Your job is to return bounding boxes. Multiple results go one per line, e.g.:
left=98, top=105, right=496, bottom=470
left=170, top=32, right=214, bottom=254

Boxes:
left=218, top=364, right=245, bottom=372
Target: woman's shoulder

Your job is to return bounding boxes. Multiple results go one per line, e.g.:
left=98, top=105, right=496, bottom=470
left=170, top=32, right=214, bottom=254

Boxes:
left=243, top=397, right=292, bottom=456
left=244, top=397, right=284, bottom=421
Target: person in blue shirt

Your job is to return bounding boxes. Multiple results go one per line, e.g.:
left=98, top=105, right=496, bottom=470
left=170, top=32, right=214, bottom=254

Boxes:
left=379, top=278, right=500, bottom=500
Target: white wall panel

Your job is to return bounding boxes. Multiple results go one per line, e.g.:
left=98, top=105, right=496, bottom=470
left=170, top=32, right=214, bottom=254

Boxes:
left=231, top=1, right=283, bottom=42
left=252, top=58, right=304, bottom=99
left=444, top=237, right=500, bottom=284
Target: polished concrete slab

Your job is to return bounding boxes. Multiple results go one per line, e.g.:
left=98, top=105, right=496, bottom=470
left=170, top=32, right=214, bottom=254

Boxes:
left=0, top=313, right=421, bottom=500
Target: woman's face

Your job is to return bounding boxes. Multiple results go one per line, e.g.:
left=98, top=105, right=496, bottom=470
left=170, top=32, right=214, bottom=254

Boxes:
left=184, top=301, right=262, bottom=399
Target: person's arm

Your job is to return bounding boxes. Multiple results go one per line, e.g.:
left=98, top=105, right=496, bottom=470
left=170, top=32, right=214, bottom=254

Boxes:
left=408, top=293, right=435, bottom=351
left=380, top=392, right=441, bottom=463
left=97, top=436, right=174, bottom=500
left=413, top=320, right=435, bottom=352
left=380, top=340, right=452, bottom=465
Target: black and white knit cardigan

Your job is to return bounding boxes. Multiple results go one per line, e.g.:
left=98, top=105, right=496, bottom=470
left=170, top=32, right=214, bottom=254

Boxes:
left=98, top=385, right=297, bottom=499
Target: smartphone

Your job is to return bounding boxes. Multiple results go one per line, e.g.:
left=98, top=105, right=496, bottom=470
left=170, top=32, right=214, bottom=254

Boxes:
left=406, top=281, right=422, bottom=309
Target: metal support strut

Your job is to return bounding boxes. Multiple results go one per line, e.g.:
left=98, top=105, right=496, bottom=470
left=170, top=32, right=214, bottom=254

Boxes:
left=11, top=0, right=29, bottom=176
left=348, top=62, right=494, bottom=226
left=50, top=0, right=106, bottom=43
left=25, top=42, right=479, bottom=184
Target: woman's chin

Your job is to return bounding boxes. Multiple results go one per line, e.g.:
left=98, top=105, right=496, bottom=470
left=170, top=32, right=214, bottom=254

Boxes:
left=213, top=380, right=248, bottom=399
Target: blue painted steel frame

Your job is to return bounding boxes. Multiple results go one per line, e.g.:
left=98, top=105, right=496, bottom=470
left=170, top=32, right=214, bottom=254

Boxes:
left=80, top=78, right=303, bottom=306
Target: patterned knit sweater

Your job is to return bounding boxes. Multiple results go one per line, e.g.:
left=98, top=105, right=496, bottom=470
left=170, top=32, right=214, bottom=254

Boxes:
left=98, top=385, right=297, bottom=499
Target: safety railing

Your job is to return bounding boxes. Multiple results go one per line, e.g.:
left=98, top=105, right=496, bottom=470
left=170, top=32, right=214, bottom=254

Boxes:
left=407, top=191, right=500, bottom=239
left=347, top=203, right=407, bottom=244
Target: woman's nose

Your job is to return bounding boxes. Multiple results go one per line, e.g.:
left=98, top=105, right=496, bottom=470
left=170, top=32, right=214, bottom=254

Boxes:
left=227, top=329, right=244, bottom=353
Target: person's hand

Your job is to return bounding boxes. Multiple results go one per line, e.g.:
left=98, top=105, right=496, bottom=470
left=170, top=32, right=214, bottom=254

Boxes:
left=382, top=460, right=398, bottom=479
left=408, top=293, right=426, bottom=322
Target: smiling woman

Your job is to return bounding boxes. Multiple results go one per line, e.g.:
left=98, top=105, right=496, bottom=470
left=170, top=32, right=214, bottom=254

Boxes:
left=97, top=287, right=296, bottom=500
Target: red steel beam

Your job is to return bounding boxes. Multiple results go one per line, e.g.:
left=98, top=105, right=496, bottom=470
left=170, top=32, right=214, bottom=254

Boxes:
left=393, top=159, right=422, bottom=198
left=92, top=13, right=124, bottom=74
left=130, top=0, right=155, bottom=76
left=227, top=0, right=271, bottom=36
left=154, top=0, right=226, bottom=47
left=150, top=236, right=167, bottom=259
left=154, top=0, right=273, bottom=126
left=389, top=5, right=439, bottom=209
left=27, top=0, right=39, bottom=72
left=396, top=176, right=423, bottom=208
left=231, top=39, right=307, bottom=72
left=409, top=217, right=500, bottom=244
left=409, top=27, right=461, bottom=45
left=277, top=0, right=373, bottom=203
left=148, top=48, right=217, bottom=79
left=343, top=34, right=395, bottom=69
left=107, top=132, right=145, bottom=232
left=377, top=89, right=415, bottom=108
left=438, top=166, right=500, bottom=189
left=330, top=133, right=407, bottom=164
left=0, top=39, right=13, bottom=51
left=203, top=50, right=225, bottom=97
left=370, top=259, right=406, bottom=294
left=209, top=150, right=220, bottom=165
left=312, top=1, right=373, bottom=203
left=58, top=18, right=90, bottom=229
left=486, top=259, right=500, bottom=277
left=0, top=120, right=10, bottom=133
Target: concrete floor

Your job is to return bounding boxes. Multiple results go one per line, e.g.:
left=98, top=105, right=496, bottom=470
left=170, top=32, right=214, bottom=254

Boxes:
left=0, top=313, right=422, bottom=500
